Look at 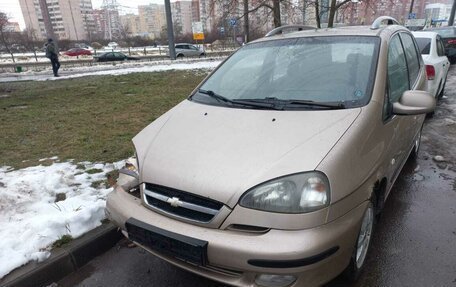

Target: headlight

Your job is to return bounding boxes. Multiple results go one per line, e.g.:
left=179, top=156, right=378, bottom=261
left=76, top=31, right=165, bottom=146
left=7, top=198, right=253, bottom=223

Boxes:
left=239, top=172, right=330, bottom=213
left=117, top=153, right=140, bottom=194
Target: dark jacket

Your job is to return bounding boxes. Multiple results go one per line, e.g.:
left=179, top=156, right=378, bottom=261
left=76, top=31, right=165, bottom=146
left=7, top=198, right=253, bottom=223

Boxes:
left=46, top=42, right=58, bottom=59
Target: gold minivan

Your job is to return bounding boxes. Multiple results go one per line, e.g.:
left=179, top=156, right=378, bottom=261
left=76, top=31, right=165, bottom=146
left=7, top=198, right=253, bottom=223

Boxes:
left=106, top=17, right=435, bottom=287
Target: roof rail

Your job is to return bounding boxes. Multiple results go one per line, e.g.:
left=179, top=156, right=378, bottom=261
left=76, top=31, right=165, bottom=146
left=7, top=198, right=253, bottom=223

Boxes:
left=265, top=25, right=316, bottom=37
left=371, top=16, right=400, bottom=30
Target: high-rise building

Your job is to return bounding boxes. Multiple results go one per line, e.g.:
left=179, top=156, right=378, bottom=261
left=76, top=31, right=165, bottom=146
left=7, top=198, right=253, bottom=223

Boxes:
left=101, top=0, right=121, bottom=40
left=171, top=1, right=193, bottom=36
left=120, top=13, right=141, bottom=37
left=4, top=22, right=21, bottom=32
left=18, top=0, right=95, bottom=41
left=138, top=4, right=165, bottom=39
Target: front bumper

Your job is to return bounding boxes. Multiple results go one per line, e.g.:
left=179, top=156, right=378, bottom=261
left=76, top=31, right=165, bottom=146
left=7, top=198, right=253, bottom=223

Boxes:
left=106, top=186, right=368, bottom=287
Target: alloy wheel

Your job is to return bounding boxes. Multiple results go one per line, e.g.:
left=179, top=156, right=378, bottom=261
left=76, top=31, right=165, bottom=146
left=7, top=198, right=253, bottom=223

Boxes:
left=355, top=205, right=374, bottom=269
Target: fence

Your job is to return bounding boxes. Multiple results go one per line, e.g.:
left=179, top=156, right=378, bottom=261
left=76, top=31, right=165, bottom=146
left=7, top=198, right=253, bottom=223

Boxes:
left=0, top=50, right=235, bottom=73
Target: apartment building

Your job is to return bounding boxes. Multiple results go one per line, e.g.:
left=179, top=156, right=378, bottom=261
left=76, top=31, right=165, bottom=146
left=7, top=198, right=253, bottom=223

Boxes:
left=120, top=13, right=141, bottom=37
left=18, top=0, right=95, bottom=41
left=171, top=1, right=193, bottom=35
left=138, top=4, right=165, bottom=39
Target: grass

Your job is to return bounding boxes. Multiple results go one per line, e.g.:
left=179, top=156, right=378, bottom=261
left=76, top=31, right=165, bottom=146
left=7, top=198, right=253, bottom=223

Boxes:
left=52, top=234, right=73, bottom=248
left=0, top=70, right=208, bottom=168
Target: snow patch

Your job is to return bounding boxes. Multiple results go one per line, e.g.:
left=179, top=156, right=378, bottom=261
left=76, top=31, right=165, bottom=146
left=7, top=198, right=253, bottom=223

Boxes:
left=0, top=160, right=124, bottom=278
left=433, top=155, right=445, bottom=162
left=43, top=60, right=221, bottom=81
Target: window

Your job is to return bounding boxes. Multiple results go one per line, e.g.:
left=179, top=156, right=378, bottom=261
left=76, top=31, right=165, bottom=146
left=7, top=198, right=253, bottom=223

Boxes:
left=400, top=33, right=420, bottom=86
left=437, top=37, right=445, bottom=56
left=387, top=34, right=409, bottom=104
left=415, top=37, right=431, bottom=54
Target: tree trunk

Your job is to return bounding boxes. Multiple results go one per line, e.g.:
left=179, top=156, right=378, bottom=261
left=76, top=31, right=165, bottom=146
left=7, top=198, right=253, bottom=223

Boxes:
left=272, top=0, right=281, bottom=27
left=244, top=0, right=249, bottom=42
left=409, top=0, right=415, bottom=14
left=328, top=0, right=337, bottom=28
left=0, top=31, right=14, bottom=63
left=315, top=0, right=321, bottom=28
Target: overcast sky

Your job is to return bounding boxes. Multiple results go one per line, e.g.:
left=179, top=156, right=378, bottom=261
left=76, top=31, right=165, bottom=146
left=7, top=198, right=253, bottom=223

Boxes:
left=0, top=0, right=165, bottom=30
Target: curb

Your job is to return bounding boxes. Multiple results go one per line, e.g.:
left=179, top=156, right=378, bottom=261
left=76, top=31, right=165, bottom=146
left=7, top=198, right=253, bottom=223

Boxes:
left=0, top=222, right=122, bottom=287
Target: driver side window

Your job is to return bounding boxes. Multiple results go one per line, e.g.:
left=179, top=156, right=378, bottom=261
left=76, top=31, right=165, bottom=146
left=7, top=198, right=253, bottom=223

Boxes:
left=384, top=34, right=409, bottom=120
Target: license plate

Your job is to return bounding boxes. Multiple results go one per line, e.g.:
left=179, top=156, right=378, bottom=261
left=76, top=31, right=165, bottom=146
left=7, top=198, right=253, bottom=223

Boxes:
left=126, top=218, right=208, bottom=266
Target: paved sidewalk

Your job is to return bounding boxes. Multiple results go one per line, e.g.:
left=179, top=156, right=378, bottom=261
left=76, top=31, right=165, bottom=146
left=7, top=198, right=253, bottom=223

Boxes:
left=0, top=223, right=122, bottom=287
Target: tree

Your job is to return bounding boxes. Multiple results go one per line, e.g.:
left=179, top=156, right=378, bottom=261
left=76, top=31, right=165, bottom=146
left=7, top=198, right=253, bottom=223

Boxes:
left=327, top=0, right=353, bottom=27
left=0, top=11, right=15, bottom=63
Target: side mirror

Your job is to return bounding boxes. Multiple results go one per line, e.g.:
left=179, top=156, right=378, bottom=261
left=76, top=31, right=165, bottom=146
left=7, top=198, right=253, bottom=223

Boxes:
left=392, top=90, right=435, bottom=115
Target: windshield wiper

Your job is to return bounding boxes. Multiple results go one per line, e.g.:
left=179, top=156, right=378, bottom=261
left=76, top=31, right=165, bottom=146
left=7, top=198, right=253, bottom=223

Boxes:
left=196, top=89, right=279, bottom=110
left=286, top=99, right=346, bottom=109
left=239, top=98, right=345, bottom=110
left=197, top=89, right=231, bottom=104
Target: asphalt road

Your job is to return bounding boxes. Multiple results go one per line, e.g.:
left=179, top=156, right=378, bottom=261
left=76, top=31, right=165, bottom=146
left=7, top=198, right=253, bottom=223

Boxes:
left=57, top=67, right=456, bottom=287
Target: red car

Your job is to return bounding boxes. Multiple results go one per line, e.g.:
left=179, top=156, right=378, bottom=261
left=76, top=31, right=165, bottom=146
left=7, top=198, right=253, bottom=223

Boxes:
left=64, top=48, right=92, bottom=57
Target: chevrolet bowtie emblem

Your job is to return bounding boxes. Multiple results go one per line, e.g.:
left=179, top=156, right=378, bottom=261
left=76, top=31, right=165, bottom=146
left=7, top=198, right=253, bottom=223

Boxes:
left=167, top=197, right=182, bottom=207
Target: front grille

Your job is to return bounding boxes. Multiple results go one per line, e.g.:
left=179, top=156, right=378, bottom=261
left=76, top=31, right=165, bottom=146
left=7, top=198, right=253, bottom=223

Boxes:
left=144, top=183, right=224, bottom=223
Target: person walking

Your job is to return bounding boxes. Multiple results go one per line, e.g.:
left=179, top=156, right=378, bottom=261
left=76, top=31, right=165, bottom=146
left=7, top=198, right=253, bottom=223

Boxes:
left=45, top=38, right=60, bottom=77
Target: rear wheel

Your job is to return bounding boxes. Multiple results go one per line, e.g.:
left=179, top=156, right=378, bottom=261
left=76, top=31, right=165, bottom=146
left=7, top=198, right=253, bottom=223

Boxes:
left=344, top=201, right=375, bottom=281
left=450, top=56, right=456, bottom=64
left=438, top=78, right=446, bottom=99
left=176, top=54, right=184, bottom=59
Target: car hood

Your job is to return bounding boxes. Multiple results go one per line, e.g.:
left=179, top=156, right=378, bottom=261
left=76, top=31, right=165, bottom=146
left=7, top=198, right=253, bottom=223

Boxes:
left=134, top=100, right=361, bottom=208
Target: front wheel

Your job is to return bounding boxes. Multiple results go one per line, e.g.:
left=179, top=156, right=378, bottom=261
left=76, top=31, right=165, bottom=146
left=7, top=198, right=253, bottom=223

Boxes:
left=409, top=127, right=422, bottom=160
left=344, top=202, right=374, bottom=281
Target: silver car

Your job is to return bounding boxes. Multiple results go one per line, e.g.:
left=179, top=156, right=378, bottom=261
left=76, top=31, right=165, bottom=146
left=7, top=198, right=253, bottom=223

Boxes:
left=175, top=43, right=206, bottom=58
left=107, top=17, right=435, bottom=287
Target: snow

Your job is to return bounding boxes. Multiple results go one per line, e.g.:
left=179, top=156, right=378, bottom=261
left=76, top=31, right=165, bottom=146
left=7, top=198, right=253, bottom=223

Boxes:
left=0, top=158, right=125, bottom=279
left=0, top=59, right=223, bottom=83
left=44, top=60, right=222, bottom=81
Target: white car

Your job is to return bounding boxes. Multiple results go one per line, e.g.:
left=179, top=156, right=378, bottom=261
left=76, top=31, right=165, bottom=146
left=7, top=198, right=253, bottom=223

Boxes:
left=412, top=31, right=450, bottom=99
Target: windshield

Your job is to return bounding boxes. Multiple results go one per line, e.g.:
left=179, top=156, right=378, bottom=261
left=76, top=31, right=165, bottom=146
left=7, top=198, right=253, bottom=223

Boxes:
left=192, top=36, right=379, bottom=109
left=415, top=37, right=431, bottom=54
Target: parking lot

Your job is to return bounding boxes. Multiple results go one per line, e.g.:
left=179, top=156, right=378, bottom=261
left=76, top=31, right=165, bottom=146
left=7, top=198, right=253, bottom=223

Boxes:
left=56, top=67, right=456, bottom=287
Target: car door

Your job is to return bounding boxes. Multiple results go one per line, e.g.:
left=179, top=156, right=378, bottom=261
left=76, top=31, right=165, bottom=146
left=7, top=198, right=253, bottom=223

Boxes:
left=189, top=45, right=200, bottom=56
left=436, top=36, right=450, bottom=86
left=382, top=33, right=416, bottom=196
left=400, top=32, right=424, bottom=135
left=105, top=53, right=114, bottom=61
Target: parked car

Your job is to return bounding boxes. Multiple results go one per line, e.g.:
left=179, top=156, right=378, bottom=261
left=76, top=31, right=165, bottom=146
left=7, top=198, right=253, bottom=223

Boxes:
left=424, top=26, right=456, bottom=63
left=107, top=41, right=119, bottom=48
left=412, top=31, right=450, bottom=99
left=93, top=52, right=139, bottom=62
left=174, top=43, right=206, bottom=57
left=106, top=17, right=435, bottom=287
left=64, top=48, right=92, bottom=57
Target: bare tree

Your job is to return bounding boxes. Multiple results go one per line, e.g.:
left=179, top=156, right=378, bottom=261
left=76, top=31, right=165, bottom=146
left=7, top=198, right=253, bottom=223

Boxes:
left=0, top=11, right=15, bottom=63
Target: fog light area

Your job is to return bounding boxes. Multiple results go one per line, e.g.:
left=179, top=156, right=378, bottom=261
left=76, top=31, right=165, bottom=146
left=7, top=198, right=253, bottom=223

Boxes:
left=255, top=274, right=297, bottom=287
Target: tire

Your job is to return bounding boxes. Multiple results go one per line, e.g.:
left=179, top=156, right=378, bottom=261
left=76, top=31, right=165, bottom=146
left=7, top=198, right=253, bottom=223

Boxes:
left=438, top=78, right=446, bottom=99
left=200, top=52, right=206, bottom=57
left=176, top=54, right=184, bottom=59
left=450, top=56, right=456, bottom=64
left=344, top=201, right=375, bottom=282
left=409, top=125, right=422, bottom=160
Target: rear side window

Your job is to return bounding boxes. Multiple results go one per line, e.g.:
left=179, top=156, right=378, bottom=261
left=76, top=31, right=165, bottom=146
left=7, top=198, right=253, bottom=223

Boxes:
left=400, top=33, right=421, bottom=86
left=415, top=37, right=431, bottom=54
left=437, top=38, right=445, bottom=56
left=388, top=35, right=409, bottom=103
